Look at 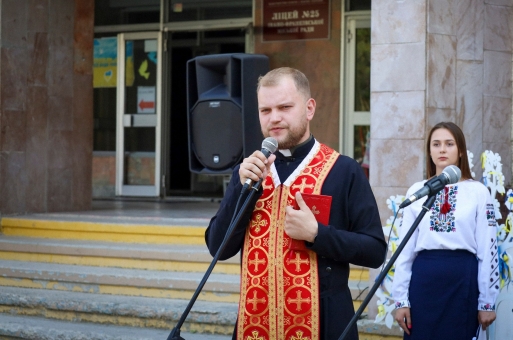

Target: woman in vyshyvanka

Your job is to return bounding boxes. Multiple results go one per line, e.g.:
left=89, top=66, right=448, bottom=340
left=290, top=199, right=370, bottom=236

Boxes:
left=392, top=122, right=499, bottom=340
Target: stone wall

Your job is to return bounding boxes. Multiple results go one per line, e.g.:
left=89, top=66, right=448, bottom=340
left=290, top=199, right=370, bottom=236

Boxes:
left=370, top=0, right=513, bottom=226
left=0, top=0, right=94, bottom=214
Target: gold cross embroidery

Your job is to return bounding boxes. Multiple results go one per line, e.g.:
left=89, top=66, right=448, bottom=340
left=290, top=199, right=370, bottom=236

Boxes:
left=262, top=177, right=273, bottom=191
left=291, top=330, right=310, bottom=340
left=246, top=330, right=264, bottom=340
left=286, top=252, right=309, bottom=272
left=249, top=251, right=266, bottom=272
left=251, top=214, right=267, bottom=233
left=287, top=290, right=311, bottom=312
left=247, top=290, right=266, bottom=311
left=291, top=177, right=314, bottom=192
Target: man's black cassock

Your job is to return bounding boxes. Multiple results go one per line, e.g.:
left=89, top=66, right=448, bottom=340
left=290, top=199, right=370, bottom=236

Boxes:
left=205, top=138, right=387, bottom=340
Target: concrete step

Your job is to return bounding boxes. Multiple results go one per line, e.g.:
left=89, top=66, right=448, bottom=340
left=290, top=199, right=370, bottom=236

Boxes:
left=0, top=258, right=370, bottom=305
left=0, top=313, right=231, bottom=340
left=0, top=217, right=372, bottom=284
left=0, top=233, right=371, bottom=305
left=0, top=287, right=402, bottom=340
left=0, top=201, right=401, bottom=339
left=0, top=235, right=368, bottom=281
left=0, top=260, right=240, bottom=303
left=0, top=286, right=236, bottom=336
left=0, top=236, right=240, bottom=275
left=0, top=217, right=208, bottom=245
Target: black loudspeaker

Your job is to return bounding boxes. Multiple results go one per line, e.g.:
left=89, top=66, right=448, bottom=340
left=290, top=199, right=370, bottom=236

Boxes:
left=186, top=53, right=270, bottom=174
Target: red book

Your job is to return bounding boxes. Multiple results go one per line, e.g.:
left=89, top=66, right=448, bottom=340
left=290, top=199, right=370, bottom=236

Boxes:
left=289, top=193, right=332, bottom=251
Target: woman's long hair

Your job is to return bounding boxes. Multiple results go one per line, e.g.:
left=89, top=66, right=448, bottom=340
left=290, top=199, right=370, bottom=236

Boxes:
left=426, top=122, right=473, bottom=180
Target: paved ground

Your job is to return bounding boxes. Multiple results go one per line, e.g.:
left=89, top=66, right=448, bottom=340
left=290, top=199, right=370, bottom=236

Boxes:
left=8, top=197, right=223, bottom=227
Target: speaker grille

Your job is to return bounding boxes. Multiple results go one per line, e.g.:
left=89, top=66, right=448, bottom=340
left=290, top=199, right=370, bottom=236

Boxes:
left=191, top=100, right=243, bottom=170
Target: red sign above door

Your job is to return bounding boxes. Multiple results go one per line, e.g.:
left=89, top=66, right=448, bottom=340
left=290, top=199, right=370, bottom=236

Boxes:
left=262, top=0, right=330, bottom=42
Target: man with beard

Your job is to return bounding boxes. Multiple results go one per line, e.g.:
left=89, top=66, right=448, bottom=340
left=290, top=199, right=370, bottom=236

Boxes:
left=205, top=67, right=386, bottom=340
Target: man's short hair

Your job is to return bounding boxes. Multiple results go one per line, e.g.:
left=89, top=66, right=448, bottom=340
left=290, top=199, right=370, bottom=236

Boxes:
left=257, top=67, right=311, bottom=99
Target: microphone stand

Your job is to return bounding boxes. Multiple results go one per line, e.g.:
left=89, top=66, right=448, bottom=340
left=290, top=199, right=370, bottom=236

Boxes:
left=167, top=182, right=262, bottom=340
left=337, top=194, right=437, bottom=340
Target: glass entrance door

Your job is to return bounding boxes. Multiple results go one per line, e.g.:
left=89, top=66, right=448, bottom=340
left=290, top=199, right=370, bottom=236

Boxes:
left=116, top=32, right=162, bottom=196
left=343, top=17, right=370, bottom=177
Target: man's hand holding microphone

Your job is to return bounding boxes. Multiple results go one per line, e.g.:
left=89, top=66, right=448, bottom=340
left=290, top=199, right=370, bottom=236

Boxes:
left=239, top=137, right=278, bottom=191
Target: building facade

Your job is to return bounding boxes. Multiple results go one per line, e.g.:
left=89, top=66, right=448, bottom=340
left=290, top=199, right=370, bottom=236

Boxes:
left=0, top=0, right=511, bottom=229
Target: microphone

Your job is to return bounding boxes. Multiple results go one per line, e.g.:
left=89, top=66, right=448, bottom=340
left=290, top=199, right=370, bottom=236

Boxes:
left=242, top=137, right=278, bottom=191
left=399, top=165, right=461, bottom=209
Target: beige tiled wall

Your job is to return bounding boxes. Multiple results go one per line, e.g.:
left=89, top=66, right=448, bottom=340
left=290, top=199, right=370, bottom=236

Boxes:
left=371, top=0, right=513, bottom=227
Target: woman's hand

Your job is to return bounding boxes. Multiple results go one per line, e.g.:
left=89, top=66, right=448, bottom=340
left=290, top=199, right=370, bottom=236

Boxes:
left=394, top=307, right=412, bottom=335
left=478, top=310, right=496, bottom=330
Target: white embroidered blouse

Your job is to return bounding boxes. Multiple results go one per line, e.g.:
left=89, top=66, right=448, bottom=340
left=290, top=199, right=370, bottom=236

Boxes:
left=392, top=179, right=499, bottom=311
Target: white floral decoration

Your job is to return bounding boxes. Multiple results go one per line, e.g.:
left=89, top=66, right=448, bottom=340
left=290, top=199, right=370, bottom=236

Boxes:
left=498, top=189, right=513, bottom=290
left=375, top=195, right=405, bottom=329
left=505, top=189, right=513, bottom=212
left=467, top=150, right=475, bottom=178
left=481, top=150, right=505, bottom=220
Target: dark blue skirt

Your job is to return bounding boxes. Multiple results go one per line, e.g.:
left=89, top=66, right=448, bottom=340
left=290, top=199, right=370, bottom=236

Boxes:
left=405, top=249, right=479, bottom=340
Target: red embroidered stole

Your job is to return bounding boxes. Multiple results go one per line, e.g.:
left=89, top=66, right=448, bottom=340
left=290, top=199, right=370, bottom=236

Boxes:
left=237, top=142, right=339, bottom=340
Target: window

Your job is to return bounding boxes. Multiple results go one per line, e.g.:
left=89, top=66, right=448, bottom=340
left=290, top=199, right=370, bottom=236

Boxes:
left=343, top=14, right=371, bottom=177
left=95, top=0, right=160, bottom=26
left=169, top=0, right=252, bottom=22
